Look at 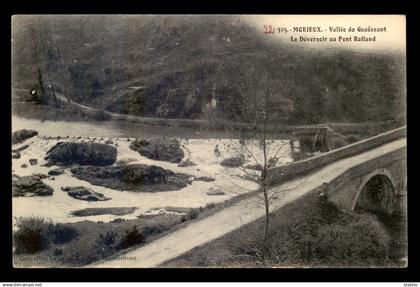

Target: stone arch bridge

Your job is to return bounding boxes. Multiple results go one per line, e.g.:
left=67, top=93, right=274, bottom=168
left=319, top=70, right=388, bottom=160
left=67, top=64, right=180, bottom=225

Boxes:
left=268, top=125, right=407, bottom=216
left=326, top=151, right=406, bottom=216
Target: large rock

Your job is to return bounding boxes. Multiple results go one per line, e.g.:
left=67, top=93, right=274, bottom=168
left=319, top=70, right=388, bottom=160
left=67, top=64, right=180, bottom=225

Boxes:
left=61, top=186, right=110, bottom=201
left=129, top=138, right=184, bottom=163
left=45, top=142, right=117, bottom=166
left=32, top=173, right=48, bottom=179
left=12, top=152, right=21, bottom=159
left=12, top=175, right=54, bottom=197
left=48, top=168, right=65, bottom=176
left=206, top=190, right=225, bottom=196
left=220, top=156, right=245, bottom=168
left=71, top=164, right=191, bottom=192
left=12, top=129, right=38, bottom=145
left=194, top=176, right=215, bottom=182
left=178, top=159, right=197, bottom=167
left=12, top=144, right=30, bottom=153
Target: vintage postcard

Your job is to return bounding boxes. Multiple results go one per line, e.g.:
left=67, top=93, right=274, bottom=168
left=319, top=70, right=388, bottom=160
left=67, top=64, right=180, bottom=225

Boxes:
left=11, top=15, right=406, bottom=268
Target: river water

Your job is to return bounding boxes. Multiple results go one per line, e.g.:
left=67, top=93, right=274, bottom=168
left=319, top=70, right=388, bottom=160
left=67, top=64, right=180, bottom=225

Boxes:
left=12, top=115, right=237, bottom=138
left=12, top=115, right=294, bottom=224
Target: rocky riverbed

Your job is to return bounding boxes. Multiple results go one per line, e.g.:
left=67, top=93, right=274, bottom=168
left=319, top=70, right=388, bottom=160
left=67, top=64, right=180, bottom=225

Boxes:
left=12, top=123, right=292, bottom=225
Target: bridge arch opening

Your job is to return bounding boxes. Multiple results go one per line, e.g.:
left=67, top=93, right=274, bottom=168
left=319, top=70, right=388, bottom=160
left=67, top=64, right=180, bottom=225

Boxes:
left=355, top=174, right=395, bottom=215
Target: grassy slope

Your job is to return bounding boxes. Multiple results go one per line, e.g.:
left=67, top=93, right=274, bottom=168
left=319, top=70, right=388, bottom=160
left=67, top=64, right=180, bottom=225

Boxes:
left=163, top=190, right=406, bottom=268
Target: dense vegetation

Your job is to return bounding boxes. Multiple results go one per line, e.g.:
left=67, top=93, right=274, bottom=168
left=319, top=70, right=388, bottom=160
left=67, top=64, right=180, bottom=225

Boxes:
left=13, top=215, right=178, bottom=265
left=13, top=202, right=222, bottom=266
left=164, top=191, right=406, bottom=267
left=12, top=16, right=405, bottom=124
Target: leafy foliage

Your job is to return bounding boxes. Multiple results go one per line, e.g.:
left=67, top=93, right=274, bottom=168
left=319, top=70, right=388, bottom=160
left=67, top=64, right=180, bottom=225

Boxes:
left=119, top=226, right=145, bottom=249
left=13, top=217, right=78, bottom=254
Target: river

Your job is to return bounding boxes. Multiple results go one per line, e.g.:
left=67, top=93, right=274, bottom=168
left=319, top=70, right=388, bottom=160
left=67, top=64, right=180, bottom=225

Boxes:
left=12, top=115, right=235, bottom=138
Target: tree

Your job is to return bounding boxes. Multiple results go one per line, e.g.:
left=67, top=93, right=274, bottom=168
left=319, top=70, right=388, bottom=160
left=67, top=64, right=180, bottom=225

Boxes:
left=212, top=55, right=301, bottom=262
left=27, top=17, right=60, bottom=107
left=28, top=17, right=74, bottom=107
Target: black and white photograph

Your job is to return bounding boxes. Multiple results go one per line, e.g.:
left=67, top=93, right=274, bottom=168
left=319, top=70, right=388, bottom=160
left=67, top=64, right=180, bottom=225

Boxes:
left=11, top=15, right=407, bottom=269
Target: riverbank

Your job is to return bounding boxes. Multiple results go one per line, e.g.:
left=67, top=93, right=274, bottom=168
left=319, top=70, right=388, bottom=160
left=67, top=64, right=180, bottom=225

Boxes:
left=12, top=101, right=399, bottom=139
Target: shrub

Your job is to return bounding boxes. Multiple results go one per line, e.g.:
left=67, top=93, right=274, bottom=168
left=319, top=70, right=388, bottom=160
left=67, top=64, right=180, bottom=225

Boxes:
left=328, top=133, right=349, bottom=150
left=143, top=225, right=165, bottom=237
left=62, top=239, right=103, bottom=265
left=13, top=217, right=52, bottom=254
left=13, top=217, right=80, bottom=254
left=98, top=231, right=119, bottom=250
left=310, top=216, right=390, bottom=266
left=184, top=208, right=200, bottom=221
left=49, top=223, right=79, bottom=244
left=119, top=226, right=145, bottom=249
left=168, top=190, right=395, bottom=267
left=345, top=134, right=362, bottom=144
left=205, top=202, right=217, bottom=210
left=180, top=203, right=218, bottom=222
left=111, top=218, right=126, bottom=223
left=232, top=193, right=391, bottom=267
left=181, top=209, right=198, bottom=222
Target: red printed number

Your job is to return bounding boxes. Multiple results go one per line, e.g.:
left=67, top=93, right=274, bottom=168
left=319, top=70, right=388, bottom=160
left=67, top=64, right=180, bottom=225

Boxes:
left=264, top=25, right=275, bottom=34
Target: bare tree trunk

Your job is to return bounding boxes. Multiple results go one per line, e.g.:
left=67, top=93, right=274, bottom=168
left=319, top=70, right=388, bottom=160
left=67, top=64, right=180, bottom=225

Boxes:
left=262, top=149, right=269, bottom=242
left=36, top=18, right=58, bottom=107
left=262, top=182, right=270, bottom=264
left=263, top=185, right=270, bottom=241
left=261, top=115, right=270, bottom=263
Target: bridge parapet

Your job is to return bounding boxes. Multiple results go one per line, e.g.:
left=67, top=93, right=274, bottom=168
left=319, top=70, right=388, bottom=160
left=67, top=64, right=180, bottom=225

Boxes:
left=268, top=125, right=406, bottom=186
